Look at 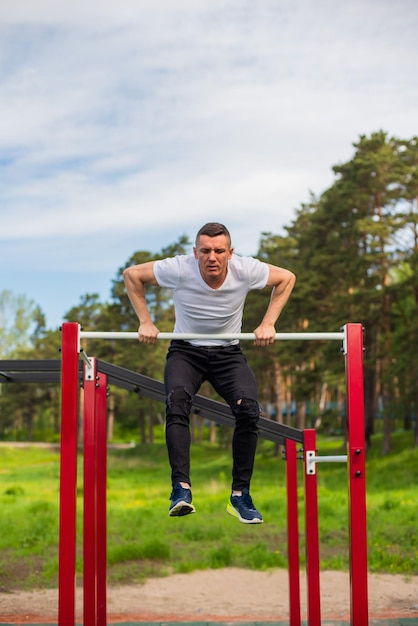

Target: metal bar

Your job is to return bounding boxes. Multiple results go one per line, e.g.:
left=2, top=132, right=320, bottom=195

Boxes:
left=83, top=358, right=98, bottom=626
left=0, top=359, right=62, bottom=371
left=304, top=428, right=321, bottom=626
left=80, top=349, right=92, bottom=367
left=96, top=359, right=304, bottom=444
left=0, top=372, right=62, bottom=383
left=0, top=360, right=82, bottom=385
left=286, top=439, right=301, bottom=626
left=306, top=452, right=348, bottom=476
left=311, top=455, right=348, bottom=463
left=344, top=323, right=369, bottom=625
left=58, top=322, right=79, bottom=626
left=96, top=373, right=107, bottom=626
left=79, top=331, right=344, bottom=341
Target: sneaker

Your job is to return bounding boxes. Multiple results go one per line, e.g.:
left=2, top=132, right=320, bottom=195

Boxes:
left=227, top=489, right=263, bottom=524
left=169, top=483, right=195, bottom=517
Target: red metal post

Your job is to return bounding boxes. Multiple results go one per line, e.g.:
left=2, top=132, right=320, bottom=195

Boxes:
left=83, top=357, right=98, bottom=626
left=58, top=322, right=80, bottom=626
left=286, top=439, right=301, bottom=626
left=96, top=373, right=108, bottom=626
left=344, top=323, right=369, bottom=625
left=303, top=428, right=321, bottom=626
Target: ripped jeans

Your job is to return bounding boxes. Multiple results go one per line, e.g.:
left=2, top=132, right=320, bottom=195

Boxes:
left=164, top=340, right=261, bottom=491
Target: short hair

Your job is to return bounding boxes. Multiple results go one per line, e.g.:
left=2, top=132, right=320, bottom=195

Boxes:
left=195, top=222, right=231, bottom=246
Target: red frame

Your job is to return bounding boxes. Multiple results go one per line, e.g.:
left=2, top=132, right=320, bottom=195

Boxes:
left=59, top=322, right=368, bottom=626
left=303, top=428, right=321, bottom=625
left=286, top=439, right=301, bottom=626
left=83, top=358, right=108, bottom=626
left=345, top=323, right=368, bottom=623
left=58, top=322, right=79, bottom=626
left=83, top=357, right=98, bottom=626
left=59, top=324, right=108, bottom=626
left=96, top=372, right=108, bottom=625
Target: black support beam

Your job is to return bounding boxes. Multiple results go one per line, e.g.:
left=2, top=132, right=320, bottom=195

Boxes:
left=0, top=359, right=304, bottom=445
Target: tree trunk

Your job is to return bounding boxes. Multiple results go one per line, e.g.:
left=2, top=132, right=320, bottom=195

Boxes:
left=272, top=358, right=284, bottom=457
left=139, top=406, right=146, bottom=445
left=107, top=393, right=115, bottom=441
left=209, top=419, right=216, bottom=444
left=296, top=401, right=306, bottom=430
left=26, top=398, right=34, bottom=441
left=148, top=400, right=154, bottom=444
left=381, top=281, right=392, bottom=455
left=363, top=328, right=379, bottom=448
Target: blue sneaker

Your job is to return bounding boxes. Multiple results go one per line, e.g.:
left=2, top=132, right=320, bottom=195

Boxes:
left=169, top=483, right=195, bottom=517
left=227, top=489, right=263, bottom=524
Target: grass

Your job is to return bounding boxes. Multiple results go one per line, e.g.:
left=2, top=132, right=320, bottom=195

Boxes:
left=0, top=430, right=417, bottom=590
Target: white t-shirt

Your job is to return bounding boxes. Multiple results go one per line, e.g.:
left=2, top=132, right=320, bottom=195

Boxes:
left=153, top=254, right=269, bottom=346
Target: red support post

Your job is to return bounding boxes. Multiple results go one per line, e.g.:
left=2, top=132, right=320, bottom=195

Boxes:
left=96, top=373, right=108, bottom=626
left=286, top=439, right=301, bottom=626
left=58, top=322, right=80, bottom=626
left=344, top=323, right=369, bottom=625
left=83, top=357, right=98, bottom=626
left=303, top=428, right=321, bottom=626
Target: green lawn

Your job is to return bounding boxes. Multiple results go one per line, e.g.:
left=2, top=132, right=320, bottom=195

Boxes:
left=0, top=430, right=417, bottom=589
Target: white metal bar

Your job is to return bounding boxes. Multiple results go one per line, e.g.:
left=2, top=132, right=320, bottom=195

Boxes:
left=311, top=455, right=348, bottom=463
left=79, top=331, right=344, bottom=341
left=79, top=349, right=91, bottom=366
left=306, top=451, right=348, bottom=475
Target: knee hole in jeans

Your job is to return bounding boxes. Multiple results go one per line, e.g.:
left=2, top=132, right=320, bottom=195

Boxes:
left=233, top=398, right=260, bottom=418
left=167, top=386, right=192, bottom=412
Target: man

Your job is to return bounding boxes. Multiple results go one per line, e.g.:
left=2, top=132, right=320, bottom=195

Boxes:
left=123, top=222, right=295, bottom=524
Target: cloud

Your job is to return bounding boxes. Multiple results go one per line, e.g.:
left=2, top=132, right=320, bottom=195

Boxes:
left=0, top=0, right=417, bottom=325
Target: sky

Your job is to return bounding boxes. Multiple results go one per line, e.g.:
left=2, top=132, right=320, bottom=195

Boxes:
left=1, top=0, right=417, bottom=330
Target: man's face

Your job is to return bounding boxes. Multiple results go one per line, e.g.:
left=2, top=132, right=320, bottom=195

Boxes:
left=193, top=234, right=233, bottom=285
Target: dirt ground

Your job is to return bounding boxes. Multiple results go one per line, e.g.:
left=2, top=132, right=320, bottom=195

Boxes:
left=0, top=568, right=418, bottom=623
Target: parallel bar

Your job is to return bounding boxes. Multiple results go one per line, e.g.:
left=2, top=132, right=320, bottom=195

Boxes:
left=79, top=331, right=344, bottom=341
left=1, top=372, right=62, bottom=384
left=58, top=323, right=79, bottom=626
left=96, top=359, right=304, bottom=444
left=344, top=324, right=369, bottom=625
left=286, top=439, right=301, bottom=626
left=0, top=359, right=63, bottom=371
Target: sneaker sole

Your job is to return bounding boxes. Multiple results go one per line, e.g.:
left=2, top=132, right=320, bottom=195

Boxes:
left=226, top=502, right=263, bottom=524
left=169, top=501, right=196, bottom=517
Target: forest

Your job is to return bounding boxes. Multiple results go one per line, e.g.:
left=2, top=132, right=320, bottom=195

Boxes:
left=1, top=130, right=418, bottom=455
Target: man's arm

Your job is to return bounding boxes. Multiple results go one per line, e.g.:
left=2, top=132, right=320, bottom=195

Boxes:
left=253, top=265, right=296, bottom=346
left=123, top=261, right=160, bottom=344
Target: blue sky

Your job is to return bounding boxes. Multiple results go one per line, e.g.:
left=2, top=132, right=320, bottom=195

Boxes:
left=1, top=0, right=417, bottom=329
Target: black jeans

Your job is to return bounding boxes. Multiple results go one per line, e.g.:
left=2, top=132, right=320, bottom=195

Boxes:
left=164, top=340, right=261, bottom=491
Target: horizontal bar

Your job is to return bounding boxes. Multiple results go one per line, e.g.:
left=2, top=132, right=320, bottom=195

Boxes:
left=79, top=331, right=344, bottom=341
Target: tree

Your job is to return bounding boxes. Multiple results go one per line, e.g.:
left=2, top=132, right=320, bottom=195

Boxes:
left=0, top=290, right=43, bottom=358
left=0, top=291, right=54, bottom=440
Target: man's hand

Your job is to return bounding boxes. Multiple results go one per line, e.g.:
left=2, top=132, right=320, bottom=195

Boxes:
left=253, top=323, right=276, bottom=347
left=138, top=322, right=160, bottom=345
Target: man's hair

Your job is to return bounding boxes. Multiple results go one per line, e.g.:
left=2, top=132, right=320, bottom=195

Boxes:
left=195, top=222, right=231, bottom=246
